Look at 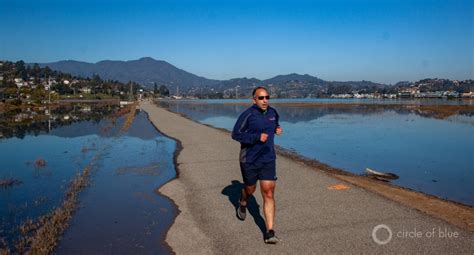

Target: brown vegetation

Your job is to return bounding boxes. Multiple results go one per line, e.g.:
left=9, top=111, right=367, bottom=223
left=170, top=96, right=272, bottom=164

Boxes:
left=13, top=163, right=93, bottom=253
left=0, top=237, right=10, bottom=254
left=120, top=102, right=138, bottom=132
left=0, top=178, right=22, bottom=188
left=34, top=158, right=46, bottom=168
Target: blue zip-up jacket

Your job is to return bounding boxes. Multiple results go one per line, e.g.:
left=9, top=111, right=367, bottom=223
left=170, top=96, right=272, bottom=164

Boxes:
left=232, top=104, right=280, bottom=163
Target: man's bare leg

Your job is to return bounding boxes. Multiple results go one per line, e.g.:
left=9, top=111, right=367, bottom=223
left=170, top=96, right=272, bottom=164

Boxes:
left=237, top=184, right=256, bottom=220
left=260, top=180, right=276, bottom=231
left=240, top=184, right=257, bottom=206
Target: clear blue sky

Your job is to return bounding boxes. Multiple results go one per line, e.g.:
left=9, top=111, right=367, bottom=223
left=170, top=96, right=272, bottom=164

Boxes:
left=0, top=0, right=472, bottom=84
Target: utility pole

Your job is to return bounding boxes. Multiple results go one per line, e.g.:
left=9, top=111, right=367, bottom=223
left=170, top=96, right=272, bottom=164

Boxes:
left=48, top=106, right=51, bottom=132
left=48, top=76, right=51, bottom=104
left=129, top=82, right=133, bottom=101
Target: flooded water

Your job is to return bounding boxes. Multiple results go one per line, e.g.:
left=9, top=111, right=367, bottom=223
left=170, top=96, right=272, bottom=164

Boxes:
left=0, top=103, right=176, bottom=254
left=157, top=99, right=474, bottom=206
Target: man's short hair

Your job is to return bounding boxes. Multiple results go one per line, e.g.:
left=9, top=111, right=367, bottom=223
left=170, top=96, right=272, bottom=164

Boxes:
left=252, top=86, right=268, bottom=97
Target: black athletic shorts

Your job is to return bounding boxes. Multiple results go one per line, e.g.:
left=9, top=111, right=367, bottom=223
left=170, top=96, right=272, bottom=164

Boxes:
left=239, top=161, right=277, bottom=186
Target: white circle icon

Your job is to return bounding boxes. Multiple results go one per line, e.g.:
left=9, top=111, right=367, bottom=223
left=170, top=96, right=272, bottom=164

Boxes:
left=372, top=224, right=393, bottom=245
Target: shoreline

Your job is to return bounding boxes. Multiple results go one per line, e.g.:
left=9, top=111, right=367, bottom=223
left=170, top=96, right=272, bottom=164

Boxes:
left=142, top=110, right=183, bottom=254
left=153, top=101, right=474, bottom=232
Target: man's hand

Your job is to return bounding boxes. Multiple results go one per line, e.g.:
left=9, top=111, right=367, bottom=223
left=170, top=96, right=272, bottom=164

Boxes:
left=260, top=133, right=268, bottom=142
left=275, top=127, right=283, bottom=136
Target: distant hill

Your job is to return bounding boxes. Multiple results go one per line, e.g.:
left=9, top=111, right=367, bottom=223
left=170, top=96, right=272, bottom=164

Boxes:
left=38, top=57, right=219, bottom=93
left=36, top=57, right=389, bottom=97
left=213, top=73, right=387, bottom=97
left=262, top=73, right=325, bottom=85
left=209, top=74, right=326, bottom=89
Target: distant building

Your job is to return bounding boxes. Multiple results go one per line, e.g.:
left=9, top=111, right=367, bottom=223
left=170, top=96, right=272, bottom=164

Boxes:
left=47, top=78, right=57, bottom=87
left=383, top=94, right=397, bottom=99
left=331, top=94, right=352, bottom=98
left=80, top=87, right=92, bottom=94
left=15, top=78, right=28, bottom=88
left=398, top=91, right=413, bottom=98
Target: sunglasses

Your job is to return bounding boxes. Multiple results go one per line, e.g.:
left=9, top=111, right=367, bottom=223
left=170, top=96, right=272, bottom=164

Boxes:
left=255, top=96, right=270, bottom=100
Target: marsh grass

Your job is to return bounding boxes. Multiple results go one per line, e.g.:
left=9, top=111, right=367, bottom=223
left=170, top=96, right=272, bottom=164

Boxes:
left=0, top=178, right=22, bottom=188
left=120, top=103, right=138, bottom=133
left=34, top=158, right=46, bottom=168
left=8, top=162, right=94, bottom=254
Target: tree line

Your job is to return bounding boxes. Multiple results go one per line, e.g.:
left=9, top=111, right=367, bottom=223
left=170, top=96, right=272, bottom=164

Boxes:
left=0, top=60, right=174, bottom=103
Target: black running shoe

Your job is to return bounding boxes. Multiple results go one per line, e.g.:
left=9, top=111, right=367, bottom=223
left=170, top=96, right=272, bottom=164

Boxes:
left=236, top=202, right=246, bottom=221
left=264, top=230, right=279, bottom=244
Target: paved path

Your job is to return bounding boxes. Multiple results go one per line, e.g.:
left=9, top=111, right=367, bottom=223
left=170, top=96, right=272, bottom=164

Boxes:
left=141, top=101, right=473, bottom=254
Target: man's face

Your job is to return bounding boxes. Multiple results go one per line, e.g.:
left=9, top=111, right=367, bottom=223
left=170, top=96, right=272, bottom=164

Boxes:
left=253, top=88, right=269, bottom=111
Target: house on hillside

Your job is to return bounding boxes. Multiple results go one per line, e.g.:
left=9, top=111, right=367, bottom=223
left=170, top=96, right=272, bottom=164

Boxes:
left=42, top=78, right=56, bottom=91
left=14, top=78, right=28, bottom=88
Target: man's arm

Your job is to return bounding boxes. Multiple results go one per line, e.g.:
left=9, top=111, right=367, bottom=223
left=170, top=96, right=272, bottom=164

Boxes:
left=275, top=109, right=283, bottom=136
left=232, top=112, right=260, bottom=144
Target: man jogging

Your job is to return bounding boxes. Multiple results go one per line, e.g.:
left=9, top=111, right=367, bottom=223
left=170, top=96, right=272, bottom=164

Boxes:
left=231, top=86, right=283, bottom=244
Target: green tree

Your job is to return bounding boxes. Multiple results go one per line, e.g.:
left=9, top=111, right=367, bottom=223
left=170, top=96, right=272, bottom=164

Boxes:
left=42, top=66, right=53, bottom=78
left=52, top=83, right=72, bottom=95
left=4, top=87, right=18, bottom=99
left=92, top=74, right=102, bottom=84
left=32, top=63, right=41, bottom=84
left=15, top=60, right=28, bottom=80
left=31, top=86, right=46, bottom=103
left=159, top=85, right=169, bottom=97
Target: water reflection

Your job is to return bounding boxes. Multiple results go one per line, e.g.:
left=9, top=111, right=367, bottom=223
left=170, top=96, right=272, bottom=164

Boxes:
left=0, top=103, right=124, bottom=139
left=157, top=99, right=474, bottom=124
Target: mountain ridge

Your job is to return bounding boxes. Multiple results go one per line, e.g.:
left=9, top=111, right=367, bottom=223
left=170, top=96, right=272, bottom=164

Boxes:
left=36, top=57, right=388, bottom=97
left=38, top=57, right=220, bottom=92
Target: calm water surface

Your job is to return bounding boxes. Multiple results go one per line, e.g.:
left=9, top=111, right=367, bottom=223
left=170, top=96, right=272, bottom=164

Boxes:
left=158, top=99, right=474, bottom=206
left=0, top=104, right=176, bottom=253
